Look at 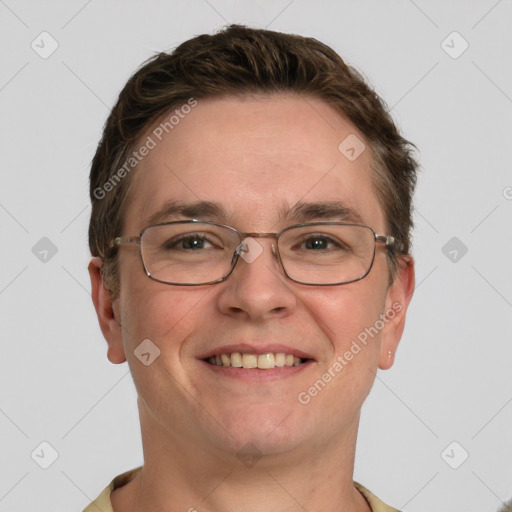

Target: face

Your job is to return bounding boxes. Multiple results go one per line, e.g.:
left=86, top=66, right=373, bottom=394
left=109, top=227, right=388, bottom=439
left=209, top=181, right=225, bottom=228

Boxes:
left=90, top=94, right=414, bottom=460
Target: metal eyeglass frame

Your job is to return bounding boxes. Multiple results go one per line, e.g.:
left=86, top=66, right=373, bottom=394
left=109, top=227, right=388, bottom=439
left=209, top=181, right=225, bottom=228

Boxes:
left=109, top=219, right=399, bottom=286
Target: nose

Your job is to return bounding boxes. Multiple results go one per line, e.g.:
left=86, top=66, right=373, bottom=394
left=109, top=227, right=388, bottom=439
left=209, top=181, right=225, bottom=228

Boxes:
left=216, top=236, right=297, bottom=321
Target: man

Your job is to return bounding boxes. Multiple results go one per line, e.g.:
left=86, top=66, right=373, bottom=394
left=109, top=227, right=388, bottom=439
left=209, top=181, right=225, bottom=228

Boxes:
left=86, top=25, right=417, bottom=512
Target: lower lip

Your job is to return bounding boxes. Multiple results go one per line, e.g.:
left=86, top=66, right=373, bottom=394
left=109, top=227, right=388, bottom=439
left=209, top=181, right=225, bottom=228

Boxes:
left=199, top=359, right=314, bottom=382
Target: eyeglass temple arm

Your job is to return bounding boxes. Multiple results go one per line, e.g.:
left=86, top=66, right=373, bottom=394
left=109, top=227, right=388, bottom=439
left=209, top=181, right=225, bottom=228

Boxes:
left=375, top=234, right=394, bottom=245
left=376, top=234, right=405, bottom=253
left=109, top=236, right=141, bottom=248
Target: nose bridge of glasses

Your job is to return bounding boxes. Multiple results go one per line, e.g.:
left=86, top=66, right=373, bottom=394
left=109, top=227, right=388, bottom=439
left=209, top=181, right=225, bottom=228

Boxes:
left=235, top=232, right=279, bottom=260
left=241, top=232, right=279, bottom=239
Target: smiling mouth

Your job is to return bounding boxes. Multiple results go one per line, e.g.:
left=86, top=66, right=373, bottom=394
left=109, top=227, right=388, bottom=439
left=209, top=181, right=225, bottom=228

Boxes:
left=204, top=352, right=312, bottom=370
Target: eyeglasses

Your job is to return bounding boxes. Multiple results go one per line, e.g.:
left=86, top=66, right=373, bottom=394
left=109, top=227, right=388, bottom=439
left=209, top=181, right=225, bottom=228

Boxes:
left=109, top=219, right=399, bottom=286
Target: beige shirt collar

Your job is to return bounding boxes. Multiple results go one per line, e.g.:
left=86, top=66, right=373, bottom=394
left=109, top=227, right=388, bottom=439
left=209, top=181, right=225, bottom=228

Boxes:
left=83, top=467, right=402, bottom=512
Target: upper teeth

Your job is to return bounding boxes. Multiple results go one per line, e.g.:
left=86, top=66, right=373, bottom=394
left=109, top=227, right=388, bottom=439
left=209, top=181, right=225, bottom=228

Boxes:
left=207, top=352, right=303, bottom=369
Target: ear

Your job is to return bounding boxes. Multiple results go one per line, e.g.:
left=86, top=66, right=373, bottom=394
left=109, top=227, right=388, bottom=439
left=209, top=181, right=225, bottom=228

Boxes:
left=378, top=256, right=415, bottom=370
left=88, top=257, right=126, bottom=364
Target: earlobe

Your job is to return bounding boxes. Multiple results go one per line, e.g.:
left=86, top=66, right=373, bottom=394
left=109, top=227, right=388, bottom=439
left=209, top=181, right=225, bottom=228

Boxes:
left=378, top=256, right=415, bottom=370
left=88, top=257, right=126, bottom=364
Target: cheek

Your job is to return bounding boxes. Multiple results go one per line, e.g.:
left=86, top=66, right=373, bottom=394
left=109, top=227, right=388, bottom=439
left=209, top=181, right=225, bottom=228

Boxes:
left=122, top=288, right=207, bottom=344
left=117, top=255, right=208, bottom=352
left=305, top=281, right=387, bottom=359
left=118, top=284, right=212, bottom=408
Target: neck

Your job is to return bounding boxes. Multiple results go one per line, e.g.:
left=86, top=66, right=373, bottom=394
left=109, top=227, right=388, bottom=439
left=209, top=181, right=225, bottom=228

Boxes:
left=111, top=406, right=371, bottom=512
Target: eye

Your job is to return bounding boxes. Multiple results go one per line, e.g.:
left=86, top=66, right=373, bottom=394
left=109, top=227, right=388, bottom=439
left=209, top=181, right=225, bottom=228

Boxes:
left=163, top=233, right=220, bottom=251
left=298, top=234, right=350, bottom=252
left=303, top=236, right=332, bottom=250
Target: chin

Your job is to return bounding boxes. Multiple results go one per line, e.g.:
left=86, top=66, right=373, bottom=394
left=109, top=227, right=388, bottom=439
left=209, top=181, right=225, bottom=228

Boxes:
left=211, top=404, right=313, bottom=456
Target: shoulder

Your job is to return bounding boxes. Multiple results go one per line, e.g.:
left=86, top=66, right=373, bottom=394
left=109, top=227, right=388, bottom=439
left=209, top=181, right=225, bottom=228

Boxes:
left=354, top=482, right=403, bottom=512
left=82, top=467, right=143, bottom=512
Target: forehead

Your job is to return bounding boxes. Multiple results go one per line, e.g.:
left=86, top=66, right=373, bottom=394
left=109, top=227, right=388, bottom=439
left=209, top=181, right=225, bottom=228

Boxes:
left=123, top=94, right=385, bottom=233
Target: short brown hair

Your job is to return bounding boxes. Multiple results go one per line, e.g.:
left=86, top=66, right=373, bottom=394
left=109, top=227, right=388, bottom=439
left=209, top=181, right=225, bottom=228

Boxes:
left=89, top=24, right=418, bottom=296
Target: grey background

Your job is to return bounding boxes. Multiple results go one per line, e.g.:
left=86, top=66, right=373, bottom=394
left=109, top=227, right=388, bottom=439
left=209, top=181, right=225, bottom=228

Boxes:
left=1, top=1, right=511, bottom=511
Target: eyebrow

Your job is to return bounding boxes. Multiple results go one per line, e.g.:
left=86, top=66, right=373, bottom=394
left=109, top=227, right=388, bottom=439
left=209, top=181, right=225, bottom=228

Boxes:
left=144, top=199, right=365, bottom=228
left=279, top=200, right=364, bottom=225
left=144, top=200, right=229, bottom=227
